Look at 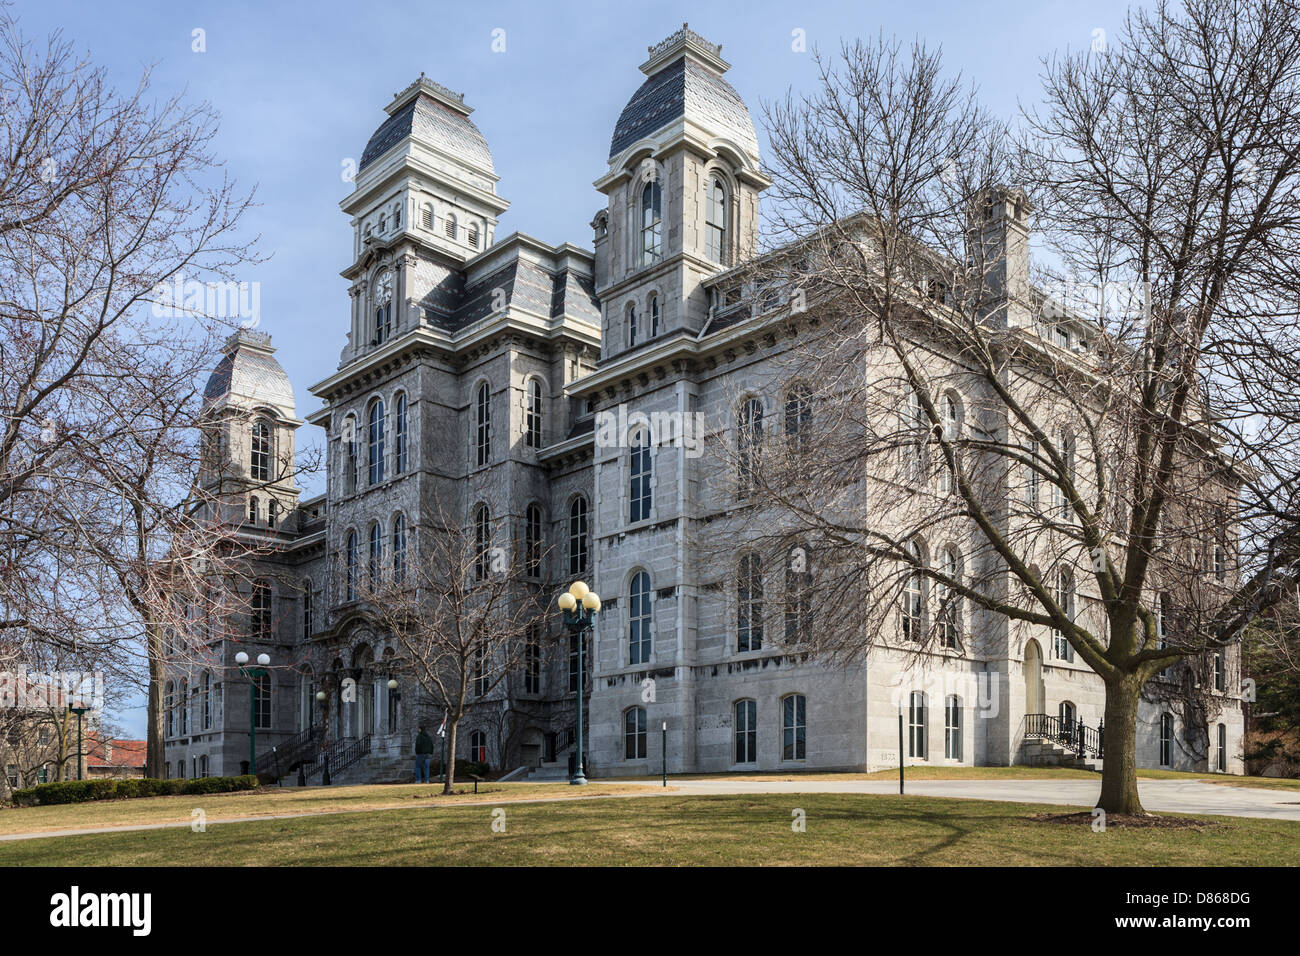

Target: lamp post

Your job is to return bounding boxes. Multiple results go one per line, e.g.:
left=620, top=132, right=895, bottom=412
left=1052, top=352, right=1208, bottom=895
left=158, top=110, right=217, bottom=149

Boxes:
left=68, top=704, right=89, bottom=781
left=315, top=689, right=329, bottom=784
left=235, top=651, right=271, bottom=775
left=558, top=580, right=600, bottom=786
left=386, top=678, right=398, bottom=736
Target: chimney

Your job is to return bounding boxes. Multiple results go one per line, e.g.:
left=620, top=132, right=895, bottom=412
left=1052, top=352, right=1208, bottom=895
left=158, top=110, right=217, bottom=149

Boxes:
left=971, top=186, right=1032, bottom=329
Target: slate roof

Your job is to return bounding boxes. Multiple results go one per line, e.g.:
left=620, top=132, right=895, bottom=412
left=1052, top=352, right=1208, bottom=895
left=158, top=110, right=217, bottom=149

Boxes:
left=609, top=56, right=759, bottom=161
left=438, top=256, right=601, bottom=332
left=360, top=92, right=494, bottom=175
left=203, top=331, right=296, bottom=418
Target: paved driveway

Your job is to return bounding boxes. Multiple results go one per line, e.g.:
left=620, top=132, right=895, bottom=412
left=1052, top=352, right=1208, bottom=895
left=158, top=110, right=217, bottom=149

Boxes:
left=658, top=777, right=1300, bottom=821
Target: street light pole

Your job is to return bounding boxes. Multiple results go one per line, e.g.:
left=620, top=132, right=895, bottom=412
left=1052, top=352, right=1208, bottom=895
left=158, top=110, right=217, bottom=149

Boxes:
left=68, top=705, right=88, bottom=781
left=558, top=580, right=601, bottom=786
left=235, top=651, right=271, bottom=775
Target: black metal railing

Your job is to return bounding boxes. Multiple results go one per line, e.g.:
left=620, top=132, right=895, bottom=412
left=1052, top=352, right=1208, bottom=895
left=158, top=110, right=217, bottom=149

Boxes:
left=300, top=734, right=372, bottom=782
left=257, top=724, right=321, bottom=777
left=1024, top=713, right=1104, bottom=758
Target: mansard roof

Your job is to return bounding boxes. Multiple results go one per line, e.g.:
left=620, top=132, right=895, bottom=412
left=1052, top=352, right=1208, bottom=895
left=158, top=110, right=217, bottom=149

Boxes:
left=203, top=330, right=296, bottom=420
left=359, top=76, right=494, bottom=176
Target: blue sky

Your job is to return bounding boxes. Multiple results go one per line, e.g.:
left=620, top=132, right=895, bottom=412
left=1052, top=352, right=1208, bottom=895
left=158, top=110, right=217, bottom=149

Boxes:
left=20, top=0, right=1144, bottom=736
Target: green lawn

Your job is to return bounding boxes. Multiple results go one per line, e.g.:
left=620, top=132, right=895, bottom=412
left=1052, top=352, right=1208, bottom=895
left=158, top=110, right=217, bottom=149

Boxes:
left=3, top=793, right=1297, bottom=866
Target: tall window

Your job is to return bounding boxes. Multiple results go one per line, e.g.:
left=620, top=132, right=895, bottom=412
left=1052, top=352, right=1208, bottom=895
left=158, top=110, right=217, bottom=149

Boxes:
left=629, top=571, right=652, bottom=665
left=782, top=694, right=806, bottom=761
left=368, top=398, right=386, bottom=485
left=784, top=546, right=812, bottom=643
left=624, top=707, right=647, bottom=759
left=908, top=691, right=927, bottom=759
left=939, top=394, right=961, bottom=494
left=1026, top=439, right=1040, bottom=509
left=473, top=645, right=487, bottom=696
left=394, top=393, right=408, bottom=474
left=202, top=672, right=211, bottom=730
left=737, top=398, right=763, bottom=498
left=1058, top=700, right=1076, bottom=731
left=524, top=625, right=541, bottom=694
left=734, top=699, right=757, bottom=763
left=524, top=504, right=543, bottom=577
left=1213, top=650, right=1225, bottom=692
left=475, top=382, right=491, bottom=467
left=784, top=384, right=811, bottom=452
left=254, top=673, right=271, bottom=730
left=526, top=379, right=543, bottom=449
left=905, top=389, right=927, bottom=480
left=252, top=580, right=272, bottom=640
left=1156, top=592, right=1172, bottom=679
left=938, top=546, right=961, bottom=648
left=344, top=416, right=357, bottom=494
left=1159, top=712, right=1173, bottom=767
left=467, top=224, right=480, bottom=248
left=626, top=303, right=638, bottom=348
left=345, top=530, right=358, bottom=601
left=469, top=731, right=487, bottom=763
left=1053, top=429, right=1075, bottom=518
left=737, top=553, right=763, bottom=652
left=474, top=504, right=491, bottom=581
left=268, top=498, right=279, bottom=528
left=1052, top=568, right=1075, bottom=661
left=641, top=180, right=662, bottom=265
left=373, top=271, right=393, bottom=345
left=392, top=514, right=407, bottom=585
left=1216, top=723, right=1227, bottom=772
left=165, top=681, right=174, bottom=737
left=902, top=542, right=924, bottom=642
left=368, top=523, right=382, bottom=590
left=302, top=580, right=313, bottom=640
left=649, top=295, right=660, bottom=336
left=629, top=428, right=652, bottom=522
left=251, top=421, right=271, bottom=481
left=944, top=695, right=962, bottom=760
left=249, top=495, right=259, bottom=524
left=568, top=496, right=589, bottom=575
left=705, top=175, right=727, bottom=263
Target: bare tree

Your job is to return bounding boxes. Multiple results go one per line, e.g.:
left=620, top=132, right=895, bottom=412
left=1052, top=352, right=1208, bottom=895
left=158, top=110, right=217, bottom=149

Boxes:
left=722, top=2, right=1300, bottom=815
left=363, top=498, right=548, bottom=792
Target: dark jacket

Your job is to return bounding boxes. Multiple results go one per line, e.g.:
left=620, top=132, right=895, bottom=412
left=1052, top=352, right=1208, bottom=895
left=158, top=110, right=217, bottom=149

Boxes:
left=415, top=730, right=435, bottom=755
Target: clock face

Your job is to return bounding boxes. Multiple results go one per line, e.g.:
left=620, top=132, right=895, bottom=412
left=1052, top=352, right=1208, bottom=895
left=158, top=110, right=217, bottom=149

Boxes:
left=375, top=271, right=392, bottom=302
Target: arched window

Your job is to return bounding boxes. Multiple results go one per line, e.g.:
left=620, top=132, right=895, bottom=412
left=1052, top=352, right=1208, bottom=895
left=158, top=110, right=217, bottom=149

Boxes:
left=469, top=730, right=487, bottom=764
left=1216, top=723, right=1227, bottom=772
left=737, top=397, right=763, bottom=498
left=345, top=530, right=358, bottom=602
left=252, top=580, right=272, bottom=640
left=1053, top=428, right=1076, bottom=518
left=343, top=415, right=358, bottom=495
left=624, top=707, right=647, bottom=759
left=421, top=203, right=434, bottom=230
left=945, top=695, right=962, bottom=760
left=641, top=180, right=662, bottom=265
left=468, top=224, right=480, bottom=248
left=474, top=504, right=491, bottom=581
left=268, top=498, right=279, bottom=528
left=1159, top=712, right=1174, bottom=766
left=472, top=645, right=487, bottom=696
left=705, top=175, right=727, bottom=263
left=249, top=495, right=259, bottom=524
left=392, top=514, right=407, bottom=584
left=393, top=202, right=402, bottom=229
left=734, top=699, right=757, bottom=763
left=568, top=496, right=589, bottom=575
left=1213, top=650, right=1225, bottom=692
left=904, top=388, right=927, bottom=480
left=1052, top=568, right=1075, bottom=661
left=251, top=420, right=272, bottom=481
left=373, top=271, right=393, bottom=345
left=445, top=213, right=457, bottom=240
left=784, top=383, right=811, bottom=451
left=782, top=694, right=806, bottom=761
left=475, top=382, right=491, bottom=467
left=165, top=681, right=174, bottom=737
left=908, top=691, right=927, bottom=759
left=302, top=580, right=313, bottom=640
left=1058, top=700, right=1076, bottom=731
left=524, top=504, right=543, bottom=577
left=524, top=624, right=541, bottom=694
left=526, top=379, right=543, bottom=449
left=939, top=393, right=962, bottom=494
left=901, top=541, right=925, bottom=642
left=629, top=571, right=652, bottom=664
left=368, top=522, right=382, bottom=590
left=629, top=428, right=652, bottom=522
left=367, top=398, right=386, bottom=485
left=179, top=678, right=188, bottom=735
left=649, top=295, right=660, bottom=337
left=626, top=303, right=638, bottom=349
left=1025, top=438, right=1041, bottom=509
left=784, top=545, right=812, bottom=643
left=393, top=393, right=408, bottom=474
left=938, top=546, right=961, bottom=649
left=737, top=553, right=763, bottom=652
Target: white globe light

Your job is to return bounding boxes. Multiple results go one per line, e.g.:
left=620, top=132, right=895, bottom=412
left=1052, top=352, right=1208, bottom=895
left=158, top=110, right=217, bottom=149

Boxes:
left=234, top=651, right=249, bottom=665
left=558, top=592, right=577, bottom=611
left=256, top=653, right=271, bottom=666
left=315, top=691, right=326, bottom=701
left=582, top=592, right=601, bottom=612
left=568, top=581, right=589, bottom=600
left=387, top=679, right=398, bottom=690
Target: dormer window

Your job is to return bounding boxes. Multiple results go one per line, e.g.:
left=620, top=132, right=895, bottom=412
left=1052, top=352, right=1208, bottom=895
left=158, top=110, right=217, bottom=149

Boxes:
left=705, top=176, right=728, bottom=263
left=641, top=180, right=662, bottom=265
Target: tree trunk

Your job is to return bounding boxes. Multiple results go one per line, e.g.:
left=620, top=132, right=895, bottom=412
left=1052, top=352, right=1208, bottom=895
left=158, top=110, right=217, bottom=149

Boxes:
left=443, top=720, right=459, bottom=795
left=145, top=621, right=165, bottom=779
left=1097, top=675, right=1145, bottom=814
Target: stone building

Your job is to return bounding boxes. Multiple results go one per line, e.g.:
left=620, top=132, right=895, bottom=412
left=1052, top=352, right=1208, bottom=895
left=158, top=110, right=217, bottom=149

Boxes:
left=164, top=25, right=1245, bottom=782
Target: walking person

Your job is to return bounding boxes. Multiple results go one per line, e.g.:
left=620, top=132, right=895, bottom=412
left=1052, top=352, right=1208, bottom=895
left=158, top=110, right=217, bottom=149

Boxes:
left=414, top=724, right=434, bottom=783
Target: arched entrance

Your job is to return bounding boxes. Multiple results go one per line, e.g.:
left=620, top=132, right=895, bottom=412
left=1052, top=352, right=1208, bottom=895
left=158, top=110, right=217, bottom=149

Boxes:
left=1024, top=639, right=1043, bottom=716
